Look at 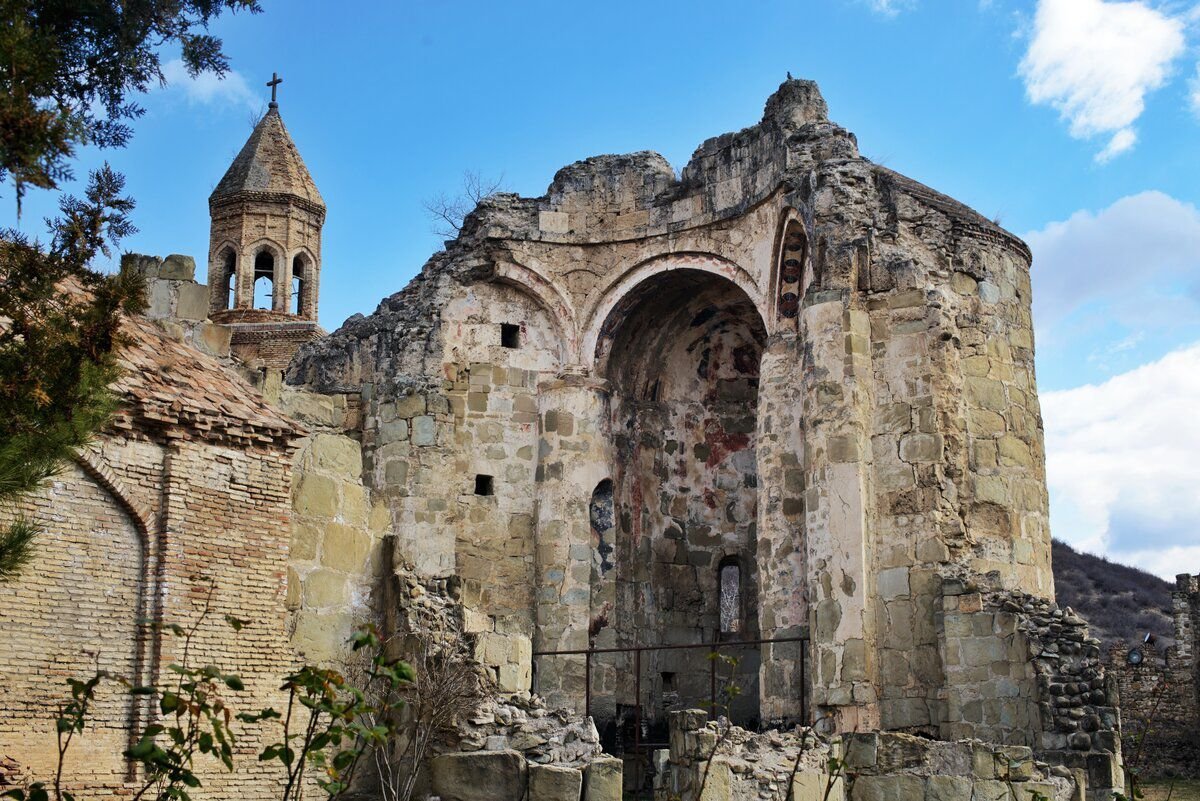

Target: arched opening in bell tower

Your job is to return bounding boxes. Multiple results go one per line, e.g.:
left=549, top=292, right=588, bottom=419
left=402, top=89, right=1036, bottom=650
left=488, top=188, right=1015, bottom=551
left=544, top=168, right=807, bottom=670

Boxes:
left=595, top=267, right=766, bottom=738
left=253, top=250, right=275, bottom=310
left=211, top=246, right=237, bottom=312
left=291, top=255, right=306, bottom=317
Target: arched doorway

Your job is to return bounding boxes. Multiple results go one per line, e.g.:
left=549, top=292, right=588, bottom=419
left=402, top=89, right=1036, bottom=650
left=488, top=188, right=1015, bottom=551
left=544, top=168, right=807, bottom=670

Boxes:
left=595, top=267, right=766, bottom=740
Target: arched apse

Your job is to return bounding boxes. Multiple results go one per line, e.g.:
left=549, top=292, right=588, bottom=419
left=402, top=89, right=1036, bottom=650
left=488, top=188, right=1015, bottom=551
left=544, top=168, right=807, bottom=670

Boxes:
left=595, top=267, right=766, bottom=731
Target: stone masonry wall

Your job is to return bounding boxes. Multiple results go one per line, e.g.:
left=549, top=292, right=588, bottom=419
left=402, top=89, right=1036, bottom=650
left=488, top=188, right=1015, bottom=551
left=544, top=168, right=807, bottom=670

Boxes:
left=288, top=77, right=1061, bottom=739
left=1105, top=574, right=1200, bottom=777
left=124, top=253, right=232, bottom=358
left=660, top=710, right=1074, bottom=801
left=939, top=577, right=1123, bottom=801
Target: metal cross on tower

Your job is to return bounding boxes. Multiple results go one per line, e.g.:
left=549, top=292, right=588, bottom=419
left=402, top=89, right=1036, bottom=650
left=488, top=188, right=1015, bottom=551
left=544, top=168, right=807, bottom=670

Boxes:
left=266, top=72, right=283, bottom=104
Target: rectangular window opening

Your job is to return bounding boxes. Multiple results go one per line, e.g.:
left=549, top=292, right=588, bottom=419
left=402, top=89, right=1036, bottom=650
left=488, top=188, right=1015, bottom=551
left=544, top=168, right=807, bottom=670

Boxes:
left=500, top=323, right=521, bottom=349
left=474, top=474, right=495, bottom=496
left=661, top=671, right=676, bottom=692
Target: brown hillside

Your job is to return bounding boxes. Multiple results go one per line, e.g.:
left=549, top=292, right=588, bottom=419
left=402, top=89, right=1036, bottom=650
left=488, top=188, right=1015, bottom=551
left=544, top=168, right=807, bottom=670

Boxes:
left=1051, top=539, right=1175, bottom=648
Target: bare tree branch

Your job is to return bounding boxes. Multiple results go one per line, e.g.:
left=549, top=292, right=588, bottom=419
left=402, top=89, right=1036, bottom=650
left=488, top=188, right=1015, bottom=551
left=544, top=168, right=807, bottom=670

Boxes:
left=422, top=170, right=506, bottom=239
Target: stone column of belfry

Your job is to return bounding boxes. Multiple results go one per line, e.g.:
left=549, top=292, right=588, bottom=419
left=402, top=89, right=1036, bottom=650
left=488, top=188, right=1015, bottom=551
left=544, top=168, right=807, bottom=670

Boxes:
left=801, top=253, right=881, bottom=732
left=532, top=371, right=611, bottom=712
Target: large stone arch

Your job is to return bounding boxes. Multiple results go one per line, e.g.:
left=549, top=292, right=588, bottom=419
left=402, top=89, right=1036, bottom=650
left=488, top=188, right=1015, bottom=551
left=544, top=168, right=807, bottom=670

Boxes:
left=490, top=258, right=581, bottom=358
left=580, top=252, right=769, bottom=372
left=591, top=266, right=769, bottom=739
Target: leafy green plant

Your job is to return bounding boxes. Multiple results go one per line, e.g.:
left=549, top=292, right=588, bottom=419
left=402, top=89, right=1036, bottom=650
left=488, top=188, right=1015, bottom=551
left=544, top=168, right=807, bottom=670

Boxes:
left=2, top=593, right=413, bottom=801
left=247, top=626, right=413, bottom=800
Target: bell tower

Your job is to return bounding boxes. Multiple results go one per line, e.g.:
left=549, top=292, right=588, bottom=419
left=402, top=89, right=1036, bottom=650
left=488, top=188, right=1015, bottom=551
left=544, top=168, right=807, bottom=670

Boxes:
left=206, top=74, right=326, bottom=368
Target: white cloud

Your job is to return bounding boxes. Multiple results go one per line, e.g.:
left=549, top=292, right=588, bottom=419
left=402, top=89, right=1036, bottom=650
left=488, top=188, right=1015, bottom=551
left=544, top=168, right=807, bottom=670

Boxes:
left=160, top=59, right=261, bottom=113
left=1023, top=190, right=1200, bottom=329
left=858, top=0, right=915, bottom=16
left=1019, top=0, right=1186, bottom=161
left=1043, top=343, right=1200, bottom=579
left=1094, top=127, right=1136, bottom=163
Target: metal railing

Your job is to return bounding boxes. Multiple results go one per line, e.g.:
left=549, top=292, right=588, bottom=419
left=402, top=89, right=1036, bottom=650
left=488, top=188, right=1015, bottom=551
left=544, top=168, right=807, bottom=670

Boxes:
left=534, top=635, right=808, bottom=797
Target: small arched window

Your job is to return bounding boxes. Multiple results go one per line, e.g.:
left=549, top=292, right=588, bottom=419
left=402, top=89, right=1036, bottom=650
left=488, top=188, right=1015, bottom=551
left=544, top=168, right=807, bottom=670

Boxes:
left=718, top=557, right=743, bottom=638
left=589, top=479, right=615, bottom=575
left=226, top=265, right=236, bottom=309
left=214, top=247, right=237, bottom=311
left=253, top=250, right=275, bottom=310
left=291, top=255, right=307, bottom=316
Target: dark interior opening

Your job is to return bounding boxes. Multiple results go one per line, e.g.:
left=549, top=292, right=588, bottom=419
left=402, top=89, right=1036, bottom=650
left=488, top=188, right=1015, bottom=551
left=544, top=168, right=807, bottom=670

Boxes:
left=500, top=323, right=520, bottom=349
left=474, top=475, right=495, bottom=496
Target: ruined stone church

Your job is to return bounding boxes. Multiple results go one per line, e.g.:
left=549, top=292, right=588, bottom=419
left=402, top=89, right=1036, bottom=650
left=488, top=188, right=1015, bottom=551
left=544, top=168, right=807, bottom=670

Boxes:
left=0, top=80, right=1125, bottom=801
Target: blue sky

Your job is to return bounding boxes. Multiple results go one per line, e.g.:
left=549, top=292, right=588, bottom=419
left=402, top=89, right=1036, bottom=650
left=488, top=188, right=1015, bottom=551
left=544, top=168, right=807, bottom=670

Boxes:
left=9, top=0, right=1200, bottom=579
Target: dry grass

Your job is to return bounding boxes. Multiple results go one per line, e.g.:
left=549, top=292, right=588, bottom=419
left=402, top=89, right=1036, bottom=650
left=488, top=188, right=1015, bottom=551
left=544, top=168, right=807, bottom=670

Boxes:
left=1140, top=780, right=1200, bottom=801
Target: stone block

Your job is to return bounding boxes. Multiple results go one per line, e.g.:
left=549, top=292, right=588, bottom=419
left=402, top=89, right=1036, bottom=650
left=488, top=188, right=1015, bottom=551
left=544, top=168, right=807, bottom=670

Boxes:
left=583, top=757, right=624, bottom=801
left=290, top=522, right=320, bottom=561
left=303, top=569, right=348, bottom=608
left=176, top=282, right=209, bottom=320
left=952, top=271, right=979, bottom=294
left=971, top=780, right=1009, bottom=801
left=310, top=433, right=363, bottom=479
left=394, top=393, right=427, bottom=418
left=412, top=415, right=437, bottom=446
left=926, top=776, right=972, bottom=801
left=383, top=458, right=412, bottom=489
left=291, top=610, right=352, bottom=662
left=899, top=433, right=943, bottom=463
left=159, top=254, right=196, bottom=280
left=539, top=210, right=570, bottom=233
left=1012, top=785, right=1055, bottom=801
left=965, top=377, right=1006, bottom=412
left=844, top=733, right=878, bottom=768
left=148, top=279, right=174, bottom=318
left=528, top=764, right=581, bottom=801
left=793, top=771, right=840, bottom=801
left=380, top=419, right=408, bottom=443
left=193, top=322, right=231, bottom=356
left=853, top=775, right=924, bottom=801
left=498, top=661, right=530, bottom=693
left=281, top=389, right=341, bottom=427
left=294, top=474, right=338, bottom=517
left=321, top=523, right=371, bottom=572
left=878, top=567, right=910, bottom=599
left=122, top=252, right=160, bottom=277
left=475, top=632, right=512, bottom=665
left=431, top=750, right=527, bottom=801
left=698, top=759, right=732, bottom=801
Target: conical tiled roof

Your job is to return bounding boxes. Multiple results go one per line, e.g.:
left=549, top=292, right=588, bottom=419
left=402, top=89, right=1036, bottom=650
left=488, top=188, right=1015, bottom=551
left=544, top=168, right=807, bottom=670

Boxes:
left=209, top=105, right=324, bottom=208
